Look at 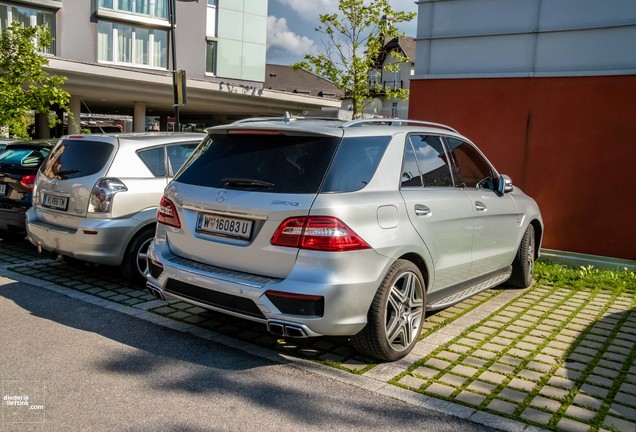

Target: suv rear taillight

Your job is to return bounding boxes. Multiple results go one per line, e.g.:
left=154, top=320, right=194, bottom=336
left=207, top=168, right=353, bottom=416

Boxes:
left=157, top=196, right=181, bottom=228
left=20, top=174, right=36, bottom=191
left=88, top=178, right=128, bottom=214
left=271, top=216, right=370, bottom=252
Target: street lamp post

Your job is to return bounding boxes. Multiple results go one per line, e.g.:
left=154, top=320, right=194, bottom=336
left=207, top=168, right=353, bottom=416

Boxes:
left=168, top=0, right=197, bottom=132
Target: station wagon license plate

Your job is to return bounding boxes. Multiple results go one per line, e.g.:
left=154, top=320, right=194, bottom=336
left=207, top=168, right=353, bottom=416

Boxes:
left=0, top=184, right=5, bottom=196
left=43, top=194, right=69, bottom=211
left=196, top=213, right=252, bottom=239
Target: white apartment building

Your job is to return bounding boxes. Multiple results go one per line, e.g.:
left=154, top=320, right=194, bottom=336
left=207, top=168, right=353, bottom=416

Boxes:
left=1, top=0, right=340, bottom=135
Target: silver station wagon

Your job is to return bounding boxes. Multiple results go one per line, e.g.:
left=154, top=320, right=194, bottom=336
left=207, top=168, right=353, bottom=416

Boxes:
left=146, top=117, right=543, bottom=361
left=26, top=132, right=204, bottom=285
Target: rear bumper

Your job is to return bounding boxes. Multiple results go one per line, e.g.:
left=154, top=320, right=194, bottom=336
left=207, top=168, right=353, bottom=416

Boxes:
left=25, top=208, right=145, bottom=265
left=0, top=204, right=28, bottom=232
left=146, top=238, right=390, bottom=337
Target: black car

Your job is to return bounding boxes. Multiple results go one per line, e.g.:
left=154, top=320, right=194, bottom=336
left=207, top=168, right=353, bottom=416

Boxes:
left=0, top=139, right=57, bottom=239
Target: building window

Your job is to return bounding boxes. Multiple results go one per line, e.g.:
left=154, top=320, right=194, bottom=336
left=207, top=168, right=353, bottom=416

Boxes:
left=97, top=0, right=168, bottom=20
left=207, top=0, right=216, bottom=6
left=0, top=3, right=56, bottom=54
left=206, top=40, right=217, bottom=74
left=391, top=102, right=398, bottom=118
left=98, top=21, right=167, bottom=69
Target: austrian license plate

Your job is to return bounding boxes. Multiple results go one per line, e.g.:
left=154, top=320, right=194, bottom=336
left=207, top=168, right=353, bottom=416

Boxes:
left=43, top=194, right=69, bottom=211
left=196, top=213, right=253, bottom=239
left=0, top=184, right=5, bottom=196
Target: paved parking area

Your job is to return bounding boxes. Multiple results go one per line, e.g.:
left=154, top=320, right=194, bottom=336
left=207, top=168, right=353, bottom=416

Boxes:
left=1, top=238, right=634, bottom=432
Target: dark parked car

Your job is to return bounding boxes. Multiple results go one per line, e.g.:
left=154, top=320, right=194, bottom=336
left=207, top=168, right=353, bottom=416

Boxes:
left=0, top=139, right=57, bottom=239
left=0, top=137, right=19, bottom=154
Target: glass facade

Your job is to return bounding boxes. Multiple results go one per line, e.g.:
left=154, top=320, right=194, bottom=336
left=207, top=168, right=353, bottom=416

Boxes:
left=98, top=21, right=167, bottom=68
left=0, top=2, right=56, bottom=53
left=97, top=0, right=168, bottom=20
left=215, top=1, right=266, bottom=81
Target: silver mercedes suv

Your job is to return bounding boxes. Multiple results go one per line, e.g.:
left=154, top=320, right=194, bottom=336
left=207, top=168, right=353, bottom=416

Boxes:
left=26, top=132, right=204, bottom=285
left=145, top=117, right=543, bottom=361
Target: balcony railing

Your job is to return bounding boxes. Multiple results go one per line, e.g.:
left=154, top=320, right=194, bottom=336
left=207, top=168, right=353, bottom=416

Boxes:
left=369, top=80, right=404, bottom=94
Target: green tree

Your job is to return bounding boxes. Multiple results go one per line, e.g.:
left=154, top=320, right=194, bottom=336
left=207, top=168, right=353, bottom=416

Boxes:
left=0, top=22, right=71, bottom=138
left=292, top=0, right=415, bottom=119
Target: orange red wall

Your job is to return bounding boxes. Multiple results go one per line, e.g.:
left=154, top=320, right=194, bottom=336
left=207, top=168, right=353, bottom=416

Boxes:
left=410, top=76, right=636, bottom=260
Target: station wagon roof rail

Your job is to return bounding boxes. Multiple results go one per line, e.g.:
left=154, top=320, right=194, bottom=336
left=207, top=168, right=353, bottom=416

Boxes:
left=340, top=118, right=459, bottom=133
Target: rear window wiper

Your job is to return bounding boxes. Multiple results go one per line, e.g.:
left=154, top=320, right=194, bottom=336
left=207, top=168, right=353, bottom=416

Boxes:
left=55, top=169, right=82, bottom=177
left=222, top=178, right=274, bottom=189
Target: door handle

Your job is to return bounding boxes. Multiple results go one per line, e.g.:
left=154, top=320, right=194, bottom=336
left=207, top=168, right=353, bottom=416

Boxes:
left=475, top=201, right=487, bottom=211
left=415, top=204, right=431, bottom=216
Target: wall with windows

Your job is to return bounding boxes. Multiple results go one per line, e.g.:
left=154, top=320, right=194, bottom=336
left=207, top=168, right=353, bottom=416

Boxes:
left=0, top=2, right=57, bottom=53
left=411, top=0, right=636, bottom=260
left=215, top=0, right=267, bottom=82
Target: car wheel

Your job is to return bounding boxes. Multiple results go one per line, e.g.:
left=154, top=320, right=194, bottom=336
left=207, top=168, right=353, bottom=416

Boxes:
left=351, top=259, right=426, bottom=362
left=509, top=224, right=535, bottom=288
left=122, top=226, right=155, bottom=287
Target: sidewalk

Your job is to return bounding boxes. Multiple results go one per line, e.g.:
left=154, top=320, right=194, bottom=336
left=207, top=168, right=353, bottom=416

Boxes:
left=1, top=239, right=635, bottom=432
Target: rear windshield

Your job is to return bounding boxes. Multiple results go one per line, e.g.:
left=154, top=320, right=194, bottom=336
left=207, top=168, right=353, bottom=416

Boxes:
left=175, top=133, right=340, bottom=194
left=0, top=147, right=51, bottom=168
left=40, top=140, right=114, bottom=180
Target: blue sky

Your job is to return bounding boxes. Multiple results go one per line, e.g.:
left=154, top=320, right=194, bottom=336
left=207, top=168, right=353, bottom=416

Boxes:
left=266, top=0, right=418, bottom=65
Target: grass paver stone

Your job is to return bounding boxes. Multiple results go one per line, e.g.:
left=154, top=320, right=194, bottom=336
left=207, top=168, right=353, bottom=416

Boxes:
left=451, top=365, right=479, bottom=377
left=467, top=380, right=496, bottom=394
left=399, top=375, right=426, bottom=389
left=473, top=349, right=498, bottom=360
left=539, top=385, right=569, bottom=400
left=609, top=403, right=636, bottom=421
left=603, top=416, right=636, bottom=432
left=425, top=383, right=456, bottom=398
left=479, top=371, right=508, bottom=385
left=438, top=351, right=461, bottom=362
left=530, top=395, right=562, bottom=412
left=498, top=388, right=528, bottom=403
left=440, top=373, right=468, bottom=388
left=586, top=374, right=615, bottom=388
left=556, top=417, right=591, bottom=432
left=565, top=405, right=597, bottom=421
left=572, top=393, right=603, bottom=410
left=487, top=399, right=518, bottom=415
left=580, top=383, right=610, bottom=398
left=414, top=366, right=439, bottom=379
left=455, top=391, right=486, bottom=406
left=508, top=378, right=538, bottom=392
left=490, top=363, right=516, bottom=375
left=520, top=407, right=553, bottom=425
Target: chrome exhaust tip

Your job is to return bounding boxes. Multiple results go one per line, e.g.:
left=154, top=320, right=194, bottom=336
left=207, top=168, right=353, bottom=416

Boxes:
left=146, top=283, right=165, bottom=301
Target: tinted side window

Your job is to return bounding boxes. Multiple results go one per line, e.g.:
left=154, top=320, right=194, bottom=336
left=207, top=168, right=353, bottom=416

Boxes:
left=408, top=135, right=454, bottom=187
left=40, top=140, right=114, bottom=180
left=321, top=136, right=390, bottom=193
left=445, top=138, right=494, bottom=189
left=176, top=134, right=339, bottom=194
left=167, top=142, right=198, bottom=176
left=401, top=141, right=423, bottom=187
left=138, top=146, right=166, bottom=177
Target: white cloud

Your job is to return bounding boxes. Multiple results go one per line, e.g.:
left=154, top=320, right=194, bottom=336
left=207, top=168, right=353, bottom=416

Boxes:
left=274, top=0, right=338, bottom=17
left=267, top=16, right=316, bottom=56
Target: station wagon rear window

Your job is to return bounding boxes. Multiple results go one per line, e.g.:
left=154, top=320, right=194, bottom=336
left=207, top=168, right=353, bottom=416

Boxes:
left=175, top=133, right=339, bottom=194
left=41, top=140, right=114, bottom=180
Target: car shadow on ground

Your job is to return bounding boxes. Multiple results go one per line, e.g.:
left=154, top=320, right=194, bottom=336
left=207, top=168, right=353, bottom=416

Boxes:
left=0, top=281, right=495, bottom=432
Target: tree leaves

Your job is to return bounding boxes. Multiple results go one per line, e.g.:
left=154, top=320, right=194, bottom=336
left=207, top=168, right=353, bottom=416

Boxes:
left=291, top=0, right=415, bottom=118
left=0, top=22, right=71, bottom=138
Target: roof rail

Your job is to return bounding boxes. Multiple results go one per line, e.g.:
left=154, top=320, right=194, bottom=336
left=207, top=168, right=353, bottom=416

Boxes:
left=341, top=118, right=458, bottom=134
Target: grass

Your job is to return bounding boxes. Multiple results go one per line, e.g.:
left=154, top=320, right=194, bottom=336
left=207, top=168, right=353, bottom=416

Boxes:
left=535, top=261, right=636, bottom=293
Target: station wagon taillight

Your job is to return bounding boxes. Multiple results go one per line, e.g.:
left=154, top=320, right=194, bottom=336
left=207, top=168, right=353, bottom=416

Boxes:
left=271, top=216, right=370, bottom=252
left=157, top=196, right=181, bottom=228
left=88, top=178, right=127, bottom=214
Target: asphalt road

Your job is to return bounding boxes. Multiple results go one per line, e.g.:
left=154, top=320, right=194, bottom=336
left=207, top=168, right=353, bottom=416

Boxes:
left=0, top=278, right=500, bottom=432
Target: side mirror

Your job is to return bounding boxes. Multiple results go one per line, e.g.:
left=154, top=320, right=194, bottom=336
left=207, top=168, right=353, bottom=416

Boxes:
left=497, top=174, right=514, bottom=194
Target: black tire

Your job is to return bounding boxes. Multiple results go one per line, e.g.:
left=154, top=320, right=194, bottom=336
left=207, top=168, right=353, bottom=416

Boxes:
left=509, top=224, right=536, bottom=288
left=351, top=259, right=426, bottom=362
left=121, top=226, right=156, bottom=287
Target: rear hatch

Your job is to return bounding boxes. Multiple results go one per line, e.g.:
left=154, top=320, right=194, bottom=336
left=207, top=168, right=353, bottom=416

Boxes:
left=164, top=128, right=342, bottom=278
left=33, top=136, right=116, bottom=229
